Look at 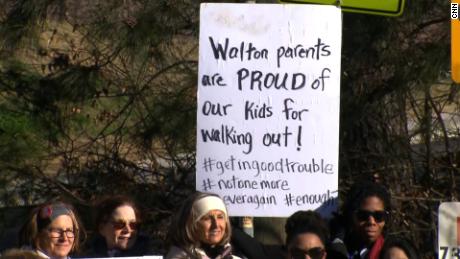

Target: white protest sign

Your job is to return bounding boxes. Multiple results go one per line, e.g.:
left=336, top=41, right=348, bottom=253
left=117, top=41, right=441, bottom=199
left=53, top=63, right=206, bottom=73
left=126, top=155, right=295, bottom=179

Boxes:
left=196, top=3, right=341, bottom=217
left=439, top=202, right=460, bottom=258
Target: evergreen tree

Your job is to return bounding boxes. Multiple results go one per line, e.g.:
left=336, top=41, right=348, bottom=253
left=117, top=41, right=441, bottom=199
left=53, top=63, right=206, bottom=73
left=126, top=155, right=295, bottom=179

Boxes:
left=0, top=0, right=455, bottom=257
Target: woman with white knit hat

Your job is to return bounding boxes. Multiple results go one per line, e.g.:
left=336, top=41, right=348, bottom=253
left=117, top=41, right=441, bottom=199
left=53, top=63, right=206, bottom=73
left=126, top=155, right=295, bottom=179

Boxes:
left=165, top=192, right=242, bottom=259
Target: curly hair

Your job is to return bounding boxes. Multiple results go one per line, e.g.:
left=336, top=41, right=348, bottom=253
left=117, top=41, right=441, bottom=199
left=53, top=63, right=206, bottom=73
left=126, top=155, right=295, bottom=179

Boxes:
left=285, top=210, right=329, bottom=247
left=342, top=181, right=391, bottom=223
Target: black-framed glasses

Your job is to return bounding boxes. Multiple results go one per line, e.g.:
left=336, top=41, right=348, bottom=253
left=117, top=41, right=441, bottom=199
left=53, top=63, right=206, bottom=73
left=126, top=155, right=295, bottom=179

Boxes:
left=110, top=220, right=138, bottom=230
left=290, top=247, right=325, bottom=259
left=354, top=209, right=389, bottom=223
left=47, top=228, right=75, bottom=238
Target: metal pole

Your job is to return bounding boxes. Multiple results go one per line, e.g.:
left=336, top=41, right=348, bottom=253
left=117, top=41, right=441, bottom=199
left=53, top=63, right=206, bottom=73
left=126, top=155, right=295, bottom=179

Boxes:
left=241, top=216, right=254, bottom=237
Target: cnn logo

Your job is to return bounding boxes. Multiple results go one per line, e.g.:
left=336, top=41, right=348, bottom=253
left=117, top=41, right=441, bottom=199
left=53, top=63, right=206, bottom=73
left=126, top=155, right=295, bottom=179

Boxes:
left=453, top=3, right=459, bottom=19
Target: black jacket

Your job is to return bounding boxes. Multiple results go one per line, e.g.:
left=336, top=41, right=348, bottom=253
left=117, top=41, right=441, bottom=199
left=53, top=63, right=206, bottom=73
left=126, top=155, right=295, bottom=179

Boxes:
left=84, top=233, right=153, bottom=257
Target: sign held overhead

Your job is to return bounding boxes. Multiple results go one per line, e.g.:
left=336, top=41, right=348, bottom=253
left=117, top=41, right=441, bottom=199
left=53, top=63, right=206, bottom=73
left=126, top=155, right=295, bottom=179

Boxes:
left=196, top=3, right=341, bottom=217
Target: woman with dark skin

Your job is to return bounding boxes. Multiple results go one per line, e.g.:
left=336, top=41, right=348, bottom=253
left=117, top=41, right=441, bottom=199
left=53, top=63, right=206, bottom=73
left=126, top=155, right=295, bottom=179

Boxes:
left=284, top=210, right=329, bottom=259
left=379, top=237, right=419, bottom=259
left=340, top=182, right=392, bottom=259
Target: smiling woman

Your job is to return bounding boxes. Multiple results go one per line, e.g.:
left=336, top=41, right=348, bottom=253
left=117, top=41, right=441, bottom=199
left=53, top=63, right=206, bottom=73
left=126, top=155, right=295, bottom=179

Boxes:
left=166, top=192, right=242, bottom=259
left=85, top=195, right=152, bottom=257
left=19, top=201, right=84, bottom=259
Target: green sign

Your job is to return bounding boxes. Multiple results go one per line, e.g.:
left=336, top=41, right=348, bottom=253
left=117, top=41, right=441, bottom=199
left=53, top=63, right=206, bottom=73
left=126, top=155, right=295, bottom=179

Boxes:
left=278, top=0, right=405, bottom=16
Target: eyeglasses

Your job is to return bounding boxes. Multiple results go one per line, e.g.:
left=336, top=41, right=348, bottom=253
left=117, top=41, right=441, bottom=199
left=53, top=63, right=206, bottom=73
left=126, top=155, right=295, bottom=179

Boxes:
left=290, top=247, right=325, bottom=259
left=110, top=220, right=138, bottom=230
left=354, top=210, right=389, bottom=223
left=47, top=228, right=75, bottom=239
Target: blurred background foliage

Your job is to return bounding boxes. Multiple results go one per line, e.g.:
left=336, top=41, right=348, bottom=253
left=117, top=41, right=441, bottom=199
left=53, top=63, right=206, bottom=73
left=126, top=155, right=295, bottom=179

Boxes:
left=0, top=0, right=455, bottom=257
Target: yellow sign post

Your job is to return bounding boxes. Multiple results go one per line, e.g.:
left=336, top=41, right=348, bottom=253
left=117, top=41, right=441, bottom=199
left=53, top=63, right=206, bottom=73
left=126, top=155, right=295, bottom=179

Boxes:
left=453, top=0, right=460, bottom=83
left=278, top=0, right=405, bottom=17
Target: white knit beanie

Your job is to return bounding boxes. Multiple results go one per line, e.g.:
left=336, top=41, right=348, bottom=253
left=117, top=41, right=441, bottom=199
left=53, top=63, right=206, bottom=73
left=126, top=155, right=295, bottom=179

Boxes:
left=193, top=196, right=228, bottom=222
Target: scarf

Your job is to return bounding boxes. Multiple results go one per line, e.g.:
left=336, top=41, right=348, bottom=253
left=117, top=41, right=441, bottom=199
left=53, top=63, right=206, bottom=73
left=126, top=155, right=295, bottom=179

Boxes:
left=367, top=236, right=385, bottom=259
left=200, top=244, right=233, bottom=259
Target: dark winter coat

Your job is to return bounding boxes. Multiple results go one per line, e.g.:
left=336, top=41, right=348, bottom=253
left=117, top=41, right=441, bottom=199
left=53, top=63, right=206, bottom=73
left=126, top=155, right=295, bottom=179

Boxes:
left=84, top=233, right=153, bottom=257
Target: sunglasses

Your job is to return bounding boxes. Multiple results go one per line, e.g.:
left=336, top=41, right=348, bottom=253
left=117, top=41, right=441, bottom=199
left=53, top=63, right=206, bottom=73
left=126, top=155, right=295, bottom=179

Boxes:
left=110, top=220, right=139, bottom=230
left=354, top=210, right=389, bottom=223
left=290, top=247, right=325, bottom=259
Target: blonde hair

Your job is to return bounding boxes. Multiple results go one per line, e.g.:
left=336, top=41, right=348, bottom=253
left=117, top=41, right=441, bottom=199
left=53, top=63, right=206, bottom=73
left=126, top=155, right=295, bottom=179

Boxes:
left=19, top=201, right=85, bottom=254
left=167, top=192, right=231, bottom=257
left=1, top=249, right=47, bottom=259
